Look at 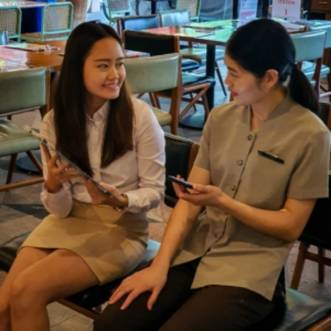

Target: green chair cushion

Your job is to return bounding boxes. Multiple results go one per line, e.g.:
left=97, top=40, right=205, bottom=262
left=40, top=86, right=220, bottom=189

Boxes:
left=302, top=61, right=330, bottom=80
left=152, top=107, right=172, bottom=126
left=0, top=120, right=39, bottom=156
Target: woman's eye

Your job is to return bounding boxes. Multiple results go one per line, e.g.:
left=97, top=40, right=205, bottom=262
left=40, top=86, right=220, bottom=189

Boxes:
left=116, top=62, right=124, bottom=68
left=98, top=63, right=108, bottom=69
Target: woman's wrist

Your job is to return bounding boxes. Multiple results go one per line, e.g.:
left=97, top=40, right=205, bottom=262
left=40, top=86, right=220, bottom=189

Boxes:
left=45, top=178, right=62, bottom=193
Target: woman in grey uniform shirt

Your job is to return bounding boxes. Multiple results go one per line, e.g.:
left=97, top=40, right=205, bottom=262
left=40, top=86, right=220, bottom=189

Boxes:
left=94, top=19, right=330, bottom=331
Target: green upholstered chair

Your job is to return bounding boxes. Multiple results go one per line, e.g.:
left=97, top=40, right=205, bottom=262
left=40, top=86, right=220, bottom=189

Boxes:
left=124, top=53, right=181, bottom=133
left=0, top=68, right=47, bottom=192
left=22, top=2, right=73, bottom=42
left=291, top=30, right=327, bottom=96
left=159, top=8, right=227, bottom=96
left=102, top=0, right=131, bottom=26
left=123, top=29, right=214, bottom=124
left=175, top=0, right=201, bottom=21
left=0, top=6, right=21, bottom=41
left=309, top=23, right=331, bottom=100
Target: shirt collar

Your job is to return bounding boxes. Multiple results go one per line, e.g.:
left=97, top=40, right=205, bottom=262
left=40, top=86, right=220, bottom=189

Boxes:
left=87, top=101, right=109, bottom=124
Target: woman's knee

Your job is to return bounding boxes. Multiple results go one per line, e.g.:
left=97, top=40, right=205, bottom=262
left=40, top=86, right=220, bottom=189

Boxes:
left=9, top=273, right=48, bottom=314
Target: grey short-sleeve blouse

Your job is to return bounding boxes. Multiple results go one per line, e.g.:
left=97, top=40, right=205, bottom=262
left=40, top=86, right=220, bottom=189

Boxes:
left=173, top=97, right=330, bottom=300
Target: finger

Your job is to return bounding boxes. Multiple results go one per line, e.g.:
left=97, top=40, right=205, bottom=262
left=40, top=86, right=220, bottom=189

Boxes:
left=40, top=143, right=51, bottom=161
left=120, top=289, right=143, bottom=310
left=48, top=155, right=59, bottom=168
left=109, top=287, right=129, bottom=304
left=147, top=287, right=162, bottom=311
left=172, top=182, right=186, bottom=198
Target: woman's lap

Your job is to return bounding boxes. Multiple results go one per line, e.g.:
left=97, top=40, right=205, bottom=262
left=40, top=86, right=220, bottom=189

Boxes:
left=93, top=259, right=276, bottom=331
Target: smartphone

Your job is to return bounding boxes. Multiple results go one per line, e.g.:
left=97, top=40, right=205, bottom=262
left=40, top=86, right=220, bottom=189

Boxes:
left=168, top=175, right=193, bottom=189
left=56, top=151, right=112, bottom=196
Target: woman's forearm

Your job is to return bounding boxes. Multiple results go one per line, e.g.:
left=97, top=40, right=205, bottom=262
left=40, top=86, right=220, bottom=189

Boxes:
left=218, top=193, right=315, bottom=242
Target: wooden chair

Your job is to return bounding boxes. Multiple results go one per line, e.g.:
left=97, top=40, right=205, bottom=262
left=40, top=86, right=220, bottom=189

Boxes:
left=291, top=30, right=327, bottom=96
left=22, top=2, right=74, bottom=42
left=101, top=0, right=131, bottom=25
left=0, top=6, right=21, bottom=41
left=124, top=53, right=181, bottom=134
left=158, top=8, right=227, bottom=96
left=291, top=173, right=331, bottom=290
left=0, top=68, right=47, bottom=192
left=123, top=29, right=214, bottom=124
left=175, top=0, right=201, bottom=21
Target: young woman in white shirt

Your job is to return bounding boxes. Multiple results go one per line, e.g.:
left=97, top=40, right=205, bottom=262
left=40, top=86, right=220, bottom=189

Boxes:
left=0, top=21, right=165, bottom=331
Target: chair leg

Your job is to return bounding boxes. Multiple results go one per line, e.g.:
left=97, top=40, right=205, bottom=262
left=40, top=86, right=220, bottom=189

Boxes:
left=318, top=248, right=325, bottom=284
left=26, top=150, right=43, bottom=173
left=290, top=242, right=309, bottom=289
left=6, top=154, right=17, bottom=184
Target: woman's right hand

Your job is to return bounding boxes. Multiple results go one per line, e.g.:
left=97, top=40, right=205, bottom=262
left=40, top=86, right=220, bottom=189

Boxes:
left=41, top=144, right=77, bottom=193
left=108, top=264, right=168, bottom=311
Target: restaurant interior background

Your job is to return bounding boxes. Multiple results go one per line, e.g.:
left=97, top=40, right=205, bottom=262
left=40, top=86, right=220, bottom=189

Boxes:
left=0, top=0, right=331, bottom=330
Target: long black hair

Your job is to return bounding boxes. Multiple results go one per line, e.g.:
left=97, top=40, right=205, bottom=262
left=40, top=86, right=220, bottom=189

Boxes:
left=226, top=19, right=319, bottom=114
left=54, top=21, right=134, bottom=176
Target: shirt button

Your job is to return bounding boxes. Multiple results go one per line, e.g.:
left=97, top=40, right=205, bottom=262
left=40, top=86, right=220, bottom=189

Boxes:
left=231, top=185, right=237, bottom=191
left=247, top=134, right=253, bottom=141
left=237, top=159, right=243, bottom=166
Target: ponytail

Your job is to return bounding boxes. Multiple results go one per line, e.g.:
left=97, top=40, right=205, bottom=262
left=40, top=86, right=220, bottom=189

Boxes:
left=288, top=65, right=319, bottom=114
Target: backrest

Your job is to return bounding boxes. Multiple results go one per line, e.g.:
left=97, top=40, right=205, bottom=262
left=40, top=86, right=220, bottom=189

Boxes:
left=159, top=9, right=191, bottom=27
left=102, top=0, right=131, bottom=23
left=199, top=0, right=233, bottom=21
left=299, top=173, right=331, bottom=249
left=117, top=15, right=160, bottom=34
left=176, top=0, right=201, bottom=19
left=0, top=7, right=21, bottom=41
left=123, top=30, right=179, bottom=55
left=310, top=24, right=331, bottom=49
left=291, top=30, right=326, bottom=63
left=43, top=2, right=74, bottom=36
left=124, top=53, right=180, bottom=94
left=164, top=133, right=199, bottom=206
left=0, top=68, right=47, bottom=116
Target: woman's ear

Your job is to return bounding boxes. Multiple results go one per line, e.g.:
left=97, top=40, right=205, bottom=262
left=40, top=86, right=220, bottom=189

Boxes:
left=261, top=69, right=279, bottom=91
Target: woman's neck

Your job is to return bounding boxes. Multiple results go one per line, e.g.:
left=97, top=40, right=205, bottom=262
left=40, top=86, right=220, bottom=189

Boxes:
left=250, top=87, right=286, bottom=131
left=86, top=97, right=107, bottom=117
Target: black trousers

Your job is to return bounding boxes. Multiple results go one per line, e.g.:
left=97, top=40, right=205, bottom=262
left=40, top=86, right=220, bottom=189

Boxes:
left=93, top=259, right=284, bottom=331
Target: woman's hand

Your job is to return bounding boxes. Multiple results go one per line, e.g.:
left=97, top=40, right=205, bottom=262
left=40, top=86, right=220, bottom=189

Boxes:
left=85, top=180, right=128, bottom=209
left=108, top=264, right=167, bottom=310
left=42, top=144, right=77, bottom=193
left=173, top=180, right=224, bottom=208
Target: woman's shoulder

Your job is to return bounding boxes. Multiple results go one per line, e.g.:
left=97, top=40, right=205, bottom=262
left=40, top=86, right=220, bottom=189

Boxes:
left=131, top=96, right=157, bottom=122
left=207, top=101, right=245, bottom=127
left=291, top=102, right=329, bottom=136
left=42, top=109, right=55, bottom=127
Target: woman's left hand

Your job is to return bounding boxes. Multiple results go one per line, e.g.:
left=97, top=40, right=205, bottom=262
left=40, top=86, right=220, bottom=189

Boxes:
left=85, top=180, right=128, bottom=209
left=173, top=181, right=223, bottom=208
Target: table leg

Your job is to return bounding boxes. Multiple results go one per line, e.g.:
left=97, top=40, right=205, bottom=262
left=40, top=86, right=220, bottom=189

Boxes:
left=151, top=1, right=157, bottom=14
left=206, top=44, right=216, bottom=109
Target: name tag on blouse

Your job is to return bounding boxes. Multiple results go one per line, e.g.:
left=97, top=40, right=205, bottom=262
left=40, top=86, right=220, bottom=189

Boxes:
left=258, top=150, right=284, bottom=164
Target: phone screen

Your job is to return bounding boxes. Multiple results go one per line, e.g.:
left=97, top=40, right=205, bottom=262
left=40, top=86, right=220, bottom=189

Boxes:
left=168, top=175, right=193, bottom=189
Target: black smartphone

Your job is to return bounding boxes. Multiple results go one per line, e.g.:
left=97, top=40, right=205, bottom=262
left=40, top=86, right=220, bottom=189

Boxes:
left=168, top=175, right=193, bottom=189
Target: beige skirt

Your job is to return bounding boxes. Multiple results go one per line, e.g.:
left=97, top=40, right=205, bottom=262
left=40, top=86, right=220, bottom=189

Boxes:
left=22, top=201, right=148, bottom=284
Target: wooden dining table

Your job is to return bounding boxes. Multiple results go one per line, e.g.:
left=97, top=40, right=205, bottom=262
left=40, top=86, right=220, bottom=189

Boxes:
left=144, top=18, right=306, bottom=128
left=0, top=40, right=65, bottom=115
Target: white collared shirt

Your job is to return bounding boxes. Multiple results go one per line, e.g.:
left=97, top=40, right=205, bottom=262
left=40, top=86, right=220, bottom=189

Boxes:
left=40, top=97, right=165, bottom=218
